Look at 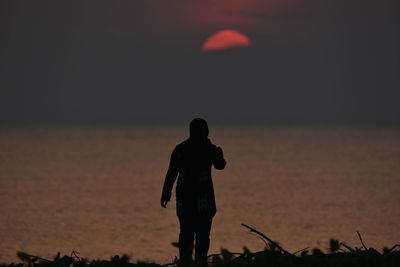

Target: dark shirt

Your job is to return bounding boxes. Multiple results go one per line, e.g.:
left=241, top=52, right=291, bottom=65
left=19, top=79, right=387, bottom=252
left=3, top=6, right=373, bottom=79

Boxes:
left=162, top=138, right=226, bottom=218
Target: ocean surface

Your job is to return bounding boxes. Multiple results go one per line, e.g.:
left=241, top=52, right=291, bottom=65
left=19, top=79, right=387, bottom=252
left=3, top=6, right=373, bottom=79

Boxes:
left=0, top=124, right=399, bottom=263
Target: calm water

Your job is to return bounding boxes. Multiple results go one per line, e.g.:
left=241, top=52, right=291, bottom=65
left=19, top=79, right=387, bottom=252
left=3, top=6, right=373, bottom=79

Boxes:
left=0, top=124, right=399, bottom=263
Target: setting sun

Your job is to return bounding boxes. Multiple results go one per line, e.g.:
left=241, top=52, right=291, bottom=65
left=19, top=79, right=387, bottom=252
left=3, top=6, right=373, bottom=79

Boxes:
left=202, top=29, right=252, bottom=52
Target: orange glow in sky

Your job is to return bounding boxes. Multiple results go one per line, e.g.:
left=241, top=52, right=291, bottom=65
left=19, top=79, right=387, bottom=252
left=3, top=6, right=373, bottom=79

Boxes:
left=202, top=29, right=252, bottom=52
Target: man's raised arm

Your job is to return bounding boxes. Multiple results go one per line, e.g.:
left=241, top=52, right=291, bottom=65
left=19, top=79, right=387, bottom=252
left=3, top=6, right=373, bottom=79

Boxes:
left=213, top=146, right=226, bottom=170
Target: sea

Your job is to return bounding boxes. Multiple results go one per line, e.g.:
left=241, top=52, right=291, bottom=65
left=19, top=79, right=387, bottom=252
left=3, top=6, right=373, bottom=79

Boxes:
left=0, top=124, right=399, bottom=263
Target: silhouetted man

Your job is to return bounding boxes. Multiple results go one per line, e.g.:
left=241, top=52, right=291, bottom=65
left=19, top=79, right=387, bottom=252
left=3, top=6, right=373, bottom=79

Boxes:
left=161, top=118, right=226, bottom=263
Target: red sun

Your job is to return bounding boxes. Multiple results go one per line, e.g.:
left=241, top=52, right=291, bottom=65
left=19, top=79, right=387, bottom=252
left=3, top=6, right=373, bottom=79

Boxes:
left=202, top=29, right=252, bottom=52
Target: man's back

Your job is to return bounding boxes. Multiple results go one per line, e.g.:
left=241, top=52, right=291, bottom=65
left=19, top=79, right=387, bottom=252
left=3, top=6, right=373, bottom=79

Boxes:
left=173, top=138, right=225, bottom=217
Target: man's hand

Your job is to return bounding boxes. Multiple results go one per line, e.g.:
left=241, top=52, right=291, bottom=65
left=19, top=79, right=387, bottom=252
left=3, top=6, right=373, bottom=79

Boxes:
left=161, top=199, right=169, bottom=208
left=161, top=192, right=171, bottom=208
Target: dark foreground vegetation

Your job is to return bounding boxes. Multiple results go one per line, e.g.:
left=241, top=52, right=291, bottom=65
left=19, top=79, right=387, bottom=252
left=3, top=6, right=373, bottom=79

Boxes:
left=2, top=224, right=399, bottom=267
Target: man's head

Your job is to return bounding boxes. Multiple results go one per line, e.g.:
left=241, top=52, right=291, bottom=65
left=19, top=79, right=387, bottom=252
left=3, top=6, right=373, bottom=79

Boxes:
left=190, top=118, right=209, bottom=139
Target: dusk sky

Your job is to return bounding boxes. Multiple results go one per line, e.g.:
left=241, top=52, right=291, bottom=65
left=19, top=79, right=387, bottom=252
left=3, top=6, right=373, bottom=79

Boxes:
left=1, top=0, right=399, bottom=123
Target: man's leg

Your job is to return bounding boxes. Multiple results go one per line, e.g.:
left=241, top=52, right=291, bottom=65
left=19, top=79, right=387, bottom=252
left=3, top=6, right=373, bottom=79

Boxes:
left=178, top=216, right=195, bottom=263
left=194, top=216, right=213, bottom=262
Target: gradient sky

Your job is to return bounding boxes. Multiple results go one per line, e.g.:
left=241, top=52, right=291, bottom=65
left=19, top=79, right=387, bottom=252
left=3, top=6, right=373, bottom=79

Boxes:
left=1, top=0, right=399, bottom=123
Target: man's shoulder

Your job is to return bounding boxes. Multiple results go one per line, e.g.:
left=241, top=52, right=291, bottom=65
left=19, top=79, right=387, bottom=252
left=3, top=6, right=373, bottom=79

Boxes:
left=174, top=139, right=218, bottom=152
left=173, top=140, right=189, bottom=153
